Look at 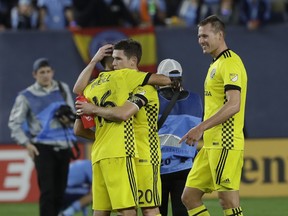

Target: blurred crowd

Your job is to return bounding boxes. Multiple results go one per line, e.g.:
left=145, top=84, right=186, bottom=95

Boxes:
left=0, top=0, right=287, bottom=32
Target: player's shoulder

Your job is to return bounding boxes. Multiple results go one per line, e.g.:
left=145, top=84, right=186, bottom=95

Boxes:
left=218, top=50, right=244, bottom=68
left=114, top=68, right=138, bottom=74
left=221, top=49, right=242, bottom=61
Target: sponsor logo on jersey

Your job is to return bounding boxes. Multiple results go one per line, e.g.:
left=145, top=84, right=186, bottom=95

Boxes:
left=230, top=73, right=238, bottom=82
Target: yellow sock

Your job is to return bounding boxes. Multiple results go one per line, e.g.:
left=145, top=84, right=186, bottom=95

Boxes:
left=156, top=214, right=161, bottom=216
left=224, top=207, right=243, bottom=216
left=188, top=205, right=210, bottom=216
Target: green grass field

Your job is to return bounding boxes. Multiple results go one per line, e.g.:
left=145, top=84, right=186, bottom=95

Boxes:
left=1, top=197, right=288, bottom=216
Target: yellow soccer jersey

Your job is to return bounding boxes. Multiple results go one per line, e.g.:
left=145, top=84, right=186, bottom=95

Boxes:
left=203, top=49, right=247, bottom=150
left=83, top=69, right=150, bottom=164
left=131, top=85, right=161, bottom=165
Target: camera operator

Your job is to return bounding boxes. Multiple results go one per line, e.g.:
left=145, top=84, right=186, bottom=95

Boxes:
left=8, top=58, right=76, bottom=216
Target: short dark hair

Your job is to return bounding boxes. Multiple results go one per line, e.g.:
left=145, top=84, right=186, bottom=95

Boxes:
left=114, top=39, right=142, bottom=64
left=100, top=56, right=114, bottom=70
left=99, top=45, right=113, bottom=69
left=33, top=58, right=50, bottom=71
left=198, top=15, right=225, bottom=35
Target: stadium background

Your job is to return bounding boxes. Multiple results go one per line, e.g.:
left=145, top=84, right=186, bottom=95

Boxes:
left=1, top=23, right=288, bottom=205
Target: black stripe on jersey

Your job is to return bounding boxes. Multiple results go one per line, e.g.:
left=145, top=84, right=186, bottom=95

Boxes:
left=225, top=84, right=241, bottom=92
left=223, top=50, right=232, bottom=58
left=126, top=157, right=138, bottom=205
left=142, top=73, right=152, bottom=86
left=152, top=165, right=161, bottom=206
left=134, top=93, right=148, bottom=106
left=213, top=49, right=230, bottom=62
left=216, top=148, right=229, bottom=185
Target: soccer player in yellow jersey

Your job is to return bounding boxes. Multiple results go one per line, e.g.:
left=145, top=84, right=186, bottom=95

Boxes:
left=74, top=41, right=170, bottom=216
left=179, top=15, right=247, bottom=216
left=97, top=39, right=162, bottom=216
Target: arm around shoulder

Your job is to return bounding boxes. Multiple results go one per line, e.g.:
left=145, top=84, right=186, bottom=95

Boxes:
left=93, top=101, right=139, bottom=122
left=148, top=74, right=171, bottom=86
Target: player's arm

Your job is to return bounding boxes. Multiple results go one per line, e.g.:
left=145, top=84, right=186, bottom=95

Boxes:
left=146, top=73, right=172, bottom=87
left=145, top=73, right=181, bottom=89
left=60, top=190, right=92, bottom=215
left=78, top=190, right=92, bottom=207
left=76, top=94, right=146, bottom=122
left=198, top=89, right=240, bottom=131
left=94, top=101, right=140, bottom=122
left=180, top=89, right=241, bottom=145
left=74, top=118, right=95, bottom=140
left=76, top=101, right=140, bottom=122
left=73, top=44, right=113, bottom=95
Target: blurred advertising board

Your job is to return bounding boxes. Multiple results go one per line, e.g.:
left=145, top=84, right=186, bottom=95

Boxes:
left=0, top=144, right=85, bottom=202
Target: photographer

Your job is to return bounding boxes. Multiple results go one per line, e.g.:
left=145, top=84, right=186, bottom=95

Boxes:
left=8, top=58, right=76, bottom=216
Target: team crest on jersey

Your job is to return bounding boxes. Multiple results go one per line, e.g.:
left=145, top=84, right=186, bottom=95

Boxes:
left=210, top=68, right=216, bottom=78
left=230, top=73, right=238, bottom=82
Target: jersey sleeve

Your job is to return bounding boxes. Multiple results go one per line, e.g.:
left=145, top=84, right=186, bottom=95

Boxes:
left=128, top=86, right=149, bottom=109
left=132, top=85, right=157, bottom=105
left=221, top=59, right=243, bottom=92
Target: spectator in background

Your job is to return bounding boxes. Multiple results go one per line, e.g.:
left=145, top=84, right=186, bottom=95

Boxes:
left=37, top=0, right=77, bottom=30
left=178, top=0, right=199, bottom=26
left=129, top=0, right=166, bottom=26
left=269, top=0, right=288, bottom=23
left=8, top=58, right=76, bottom=216
left=59, top=160, right=92, bottom=216
left=164, top=0, right=183, bottom=18
left=73, top=0, right=139, bottom=28
left=198, top=0, right=234, bottom=24
left=239, top=0, right=271, bottom=30
left=11, top=0, right=38, bottom=30
left=156, top=59, right=203, bottom=216
left=198, top=0, right=220, bottom=22
left=0, top=0, right=17, bottom=30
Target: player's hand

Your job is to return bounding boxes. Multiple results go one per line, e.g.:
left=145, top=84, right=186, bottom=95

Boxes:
left=179, top=125, right=203, bottom=146
left=76, top=101, right=96, bottom=116
left=90, top=44, right=113, bottom=63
